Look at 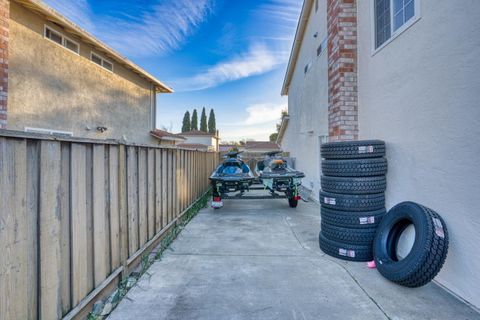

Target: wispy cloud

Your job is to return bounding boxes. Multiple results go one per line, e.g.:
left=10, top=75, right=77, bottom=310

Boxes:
left=44, top=0, right=94, bottom=31
left=219, top=102, right=286, bottom=140
left=44, top=0, right=214, bottom=57
left=244, top=103, right=286, bottom=125
left=171, top=44, right=284, bottom=91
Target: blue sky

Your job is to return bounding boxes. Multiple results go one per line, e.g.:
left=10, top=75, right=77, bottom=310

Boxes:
left=43, top=0, right=302, bottom=141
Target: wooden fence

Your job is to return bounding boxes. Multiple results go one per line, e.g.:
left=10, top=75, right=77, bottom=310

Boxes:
left=0, top=131, right=218, bottom=320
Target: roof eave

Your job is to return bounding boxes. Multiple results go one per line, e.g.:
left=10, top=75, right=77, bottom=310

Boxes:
left=281, top=0, right=315, bottom=96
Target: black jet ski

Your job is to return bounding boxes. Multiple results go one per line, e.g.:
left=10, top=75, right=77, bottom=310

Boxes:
left=255, top=151, right=305, bottom=208
left=210, top=151, right=255, bottom=208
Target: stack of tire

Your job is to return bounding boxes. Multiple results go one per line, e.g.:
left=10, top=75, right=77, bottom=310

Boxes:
left=319, top=140, right=387, bottom=262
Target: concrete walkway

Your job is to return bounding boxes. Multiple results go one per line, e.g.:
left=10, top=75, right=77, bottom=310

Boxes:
left=109, top=192, right=479, bottom=320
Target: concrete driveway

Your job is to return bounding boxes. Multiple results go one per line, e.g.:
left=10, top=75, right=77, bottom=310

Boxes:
left=109, top=192, right=480, bottom=320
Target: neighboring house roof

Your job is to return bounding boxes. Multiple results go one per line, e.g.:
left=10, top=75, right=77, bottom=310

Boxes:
left=281, top=0, right=315, bottom=96
left=150, top=129, right=186, bottom=142
left=244, top=141, right=281, bottom=151
left=14, top=0, right=173, bottom=93
left=219, top=144, right=237, bottom=151
left=179, top=130, right=220, bottom=139
left=177, top=143, right=209, bottom=150
left=276, top=115, right=290, bottom=144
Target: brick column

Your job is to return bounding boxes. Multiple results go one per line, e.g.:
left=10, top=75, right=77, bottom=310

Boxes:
left=327, top=0, right=358, bottom=141
left=0, top=0, right=8, bottom=129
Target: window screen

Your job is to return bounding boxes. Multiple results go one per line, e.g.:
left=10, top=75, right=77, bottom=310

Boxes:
left=45, top=27, right=62, bottom=45
left=375, top=0, right=391, bottom=48
left=91, top=53, right=102, bottom=66
left=64, top=38, right=79, bottom=53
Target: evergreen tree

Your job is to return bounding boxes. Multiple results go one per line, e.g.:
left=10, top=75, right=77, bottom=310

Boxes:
left=208, top=109, right=216, bottom=134
left=200, top=107, right=208, bottom=132
left=191, top=109, right=198, bottom=130
left=181, top=111, right=191, bottom=132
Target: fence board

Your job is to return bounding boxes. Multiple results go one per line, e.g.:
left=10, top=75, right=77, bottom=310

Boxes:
left=138, top=148, right=148, bottom=246
left=39, top=141, right=63, bottom=320
left=154, top=149, right=162, bottom=232
left=26, top=141, right=39, bottom=320
left=0, top=138, right=29, bottom=320
left=147, top=149, right=155, bottom=239
left=60, top=143, right=71, bottom=315
left=167, top=150, right=173, bottom=224
left=85, top=146, right=94, bottom=293
left=109, top=146, right=121, bottom=270
left=71, top=144, right=89, bottom=306
left=127, top=146, right=139, bottom=256
left=162, top=150, right=168, bottom=228
left=118, top=146, right=128, bottom=269
left=93, top=145, right=108, bottom=286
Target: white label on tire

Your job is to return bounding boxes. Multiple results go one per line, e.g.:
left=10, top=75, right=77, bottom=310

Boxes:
left=433, top=218, right=445, bottom=238
left=359, top=216, right=375, bottom=225
left=324, top=197, right=336, bottom=205
left=358, top=146, right=374, bottom=153
left=339, top=248, right=355, bottom=258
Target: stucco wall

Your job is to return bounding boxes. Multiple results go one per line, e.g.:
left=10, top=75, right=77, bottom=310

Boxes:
left=7, top=2, right=157, bottom=144
left=357, top=0, right=480, bottom=308
left=182, top=136, right=218, bottom=151
left=281, top=0, right=329, bottom=201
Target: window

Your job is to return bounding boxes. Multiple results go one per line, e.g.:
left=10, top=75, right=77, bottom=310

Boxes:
left=393, top=0, right=415, bottom=31
left=44, top=25, right=80, bottom=54
left=91, top=52, right=114, bottom=72
left=374, top=0, right=419, bottom=49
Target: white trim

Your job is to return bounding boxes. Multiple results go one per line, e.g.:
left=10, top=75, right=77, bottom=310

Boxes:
left=44, top=25, right=80, bottom=55
left=370, top=0, right=421, bottom=56
left=90, top=52, right=114, bottom=73
left=25, top=127, right=73, bottom=136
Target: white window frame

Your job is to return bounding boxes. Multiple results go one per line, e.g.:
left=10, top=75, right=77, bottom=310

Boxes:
left=25, top=127, right=73, bottom=137
left=90, top=52, right=114, bottom=73
left=371, top=0, right=421, bottom=55
left=44, top=25, right=80, bottom=55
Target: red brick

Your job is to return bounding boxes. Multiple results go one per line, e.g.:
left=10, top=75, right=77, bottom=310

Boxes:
left=327, top=0, right=358, bottom=141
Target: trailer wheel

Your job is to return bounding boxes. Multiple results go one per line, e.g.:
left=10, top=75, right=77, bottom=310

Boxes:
left=288, top=198, right=298, bottom=208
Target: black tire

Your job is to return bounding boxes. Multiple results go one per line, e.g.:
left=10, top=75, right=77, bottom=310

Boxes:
left=321, top=222, right=376, bottom=245
left=320, top=191, right=385, bottom=211
left=288, top=198, right=298, bottom=208
left=373, top=202, right=449, bottom=287
left=321, top=140, right=385, bottom=159
left=319, top=232, right=373, bottom=262
left=320, top=206, right=385, bottom=229
left=321, top=176, right=386, bottom=195
left=322, top=158, right=387, bottom=177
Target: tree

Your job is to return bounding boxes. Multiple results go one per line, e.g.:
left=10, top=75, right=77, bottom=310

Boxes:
left=191, top=109, right=198, bottom=130
left=208, top=109, right=216, bottom=134
left=200, top=107, right=208, bottom=132
left=181, top=111, right=191, bottom=132
left=269, top=132, right=278, bottom=142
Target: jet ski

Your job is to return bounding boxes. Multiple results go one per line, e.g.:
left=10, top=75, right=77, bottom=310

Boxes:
left=255, top=151, right=305, bottom=208
left=210, top=151, right=255, bottom=208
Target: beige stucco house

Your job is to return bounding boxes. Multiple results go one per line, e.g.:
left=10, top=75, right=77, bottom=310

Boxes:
left=280, top=0, right=480, bottom=309
left=177, top=130, right=220, bottom=151
left=1, top=0, right=173, bottom=144
left=150, top=129, right=186, bottom=146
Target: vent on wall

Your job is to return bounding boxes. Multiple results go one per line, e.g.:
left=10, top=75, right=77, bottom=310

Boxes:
left=304, top=62, right=312, bottom=74
left=317, top=38, right=328, bottom=56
